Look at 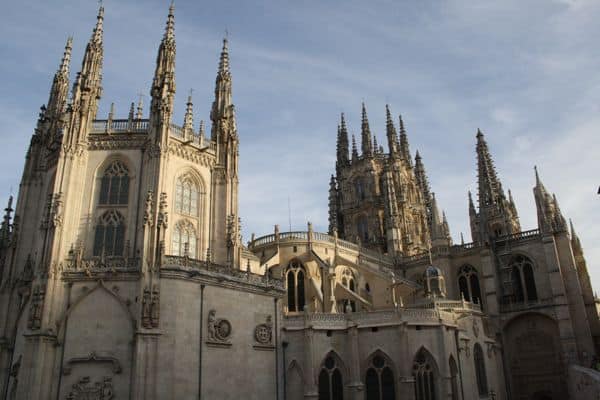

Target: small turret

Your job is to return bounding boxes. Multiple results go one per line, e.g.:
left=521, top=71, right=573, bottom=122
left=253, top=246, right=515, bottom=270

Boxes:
left=183, top=91, right=194, bottom=141
left=351, top=134, right=358, bottom=160
left=328, top=175, right=338, bottom=235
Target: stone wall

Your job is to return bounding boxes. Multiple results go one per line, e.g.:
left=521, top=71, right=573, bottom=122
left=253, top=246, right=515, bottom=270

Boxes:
left=568, top=365, right=600, bottom=400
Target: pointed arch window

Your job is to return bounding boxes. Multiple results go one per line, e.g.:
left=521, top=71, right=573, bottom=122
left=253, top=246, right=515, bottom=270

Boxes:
left=286, top=261, right=305, bottom=312
left=318, top=354, right=343, bottom=400
left=413, top=349, right=437, bottom=400
left=93, top=210, right=125, bottom=256
left=175, top=175, right=199, bottom=216
left=172, top=221, right=197, bottom=258
left=341, top=268, right=356, bottom=312
left=449, top=356, right=459, bottom=400
left=474, top=344, right=488, bottom=396
left=457, top=265, right=482, bottom=306
left=508, top=255, right=537, bottom=303
left=99, top=161, right=129, bottom=205
left=357, top=215, right=369, bottom=243
left=365, top=353, right=395, bottom=400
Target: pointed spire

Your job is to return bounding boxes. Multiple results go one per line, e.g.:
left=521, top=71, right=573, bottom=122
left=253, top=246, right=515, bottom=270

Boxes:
left=183, top=90, right=194, bottom=134
left=398, top=115, right=412, bottom=166
left=414, top=150, right=432, bottom=206
left=476, top=129, right=508, bottom=214
left=150, top=3, right=177, bottom=138
left=373, top=136, right=379, bottom=154
left=46, top=36, right=73, bottom=122
left=360, top=103, right=373, bottom=157
left=210, top=37, right=235, bottom=142
left=351, top=134, right=358, bottom=160
left=128, top=102, right=135, bottom=122
left=92, top=4, right=104, bottom=44
left=136, top=95, right=144, bottom=119
left=385, top=105, right=399, bottom=156
left=570, top=219, right=583, bottom=255
left=336, top=113, right=350, bottom=168
left=460, top=232, right=465, bottom=245
left=468, top=190, right=476, bottom=215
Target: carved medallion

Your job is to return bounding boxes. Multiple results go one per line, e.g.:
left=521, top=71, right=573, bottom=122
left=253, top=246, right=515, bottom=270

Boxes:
left=206, top=309, right=232, bottom=346
left=66, top=376, right=114, bottom=400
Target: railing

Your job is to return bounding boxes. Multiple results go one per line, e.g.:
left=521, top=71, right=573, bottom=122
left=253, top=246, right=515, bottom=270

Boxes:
left=162, top=255, right=285, bottom=290
left=410, top=298, right=482, bottom=312
left=495, top=228, right=540, bottom=244
left=64, top=257, right=140, bottom=272
left=91, top=119, right=149, bottom=134
left=283, top=307, right=462, bottom=329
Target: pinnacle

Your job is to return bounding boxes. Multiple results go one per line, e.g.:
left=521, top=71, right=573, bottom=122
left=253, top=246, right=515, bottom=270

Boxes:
left=218, top=37, right=230, bottom=74
left=92, top=4, right=104, bottom=44
left=59, top=37, right=73, bottom=75
left=163, top=2, right=175, bottom=41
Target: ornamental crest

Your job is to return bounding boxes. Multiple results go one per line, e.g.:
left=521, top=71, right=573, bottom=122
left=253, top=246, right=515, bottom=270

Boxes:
left=254, top=316, right=273, bottom=345
left=66, top=376, right=114, bottom=400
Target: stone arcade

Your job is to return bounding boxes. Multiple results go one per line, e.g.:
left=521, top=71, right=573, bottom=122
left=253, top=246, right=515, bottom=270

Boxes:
left=0, top=4, right=598, bottom=400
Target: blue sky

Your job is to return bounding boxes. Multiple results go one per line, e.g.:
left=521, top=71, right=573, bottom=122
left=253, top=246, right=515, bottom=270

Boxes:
left=1, top=0, right=599, bottom=288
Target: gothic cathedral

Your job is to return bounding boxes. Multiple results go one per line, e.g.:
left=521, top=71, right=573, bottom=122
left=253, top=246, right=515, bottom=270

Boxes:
left=0, top=4, right=598, bottom=400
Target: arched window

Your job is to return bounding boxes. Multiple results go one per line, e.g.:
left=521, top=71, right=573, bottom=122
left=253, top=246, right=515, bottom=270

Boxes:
left=355, top=178, right=366, bottom=200
left=508, top=255, right=537, bottom=303
left=457, top=265, right=482, bottom=306
left=341, top=268, right=356, bottom=312
left=365, top=353, right=395, bottom=400
left=93, top=211, right=125, bottom=256
left=172, top=221, right=197, bottom=258
left=99, top=161, right=129, bottom=205
left=413, top=348, right=437, bottom=400
left=175, top=175, right=199, bottom=216
left=474, top=344, right=488, bottom=396
left=318, top=354, right=343, bottom=400
left=286, top=261, right=305, bottom=312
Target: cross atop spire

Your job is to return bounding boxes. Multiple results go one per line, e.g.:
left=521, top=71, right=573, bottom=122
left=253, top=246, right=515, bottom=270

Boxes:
left=360, top=102, right=373, bottom=157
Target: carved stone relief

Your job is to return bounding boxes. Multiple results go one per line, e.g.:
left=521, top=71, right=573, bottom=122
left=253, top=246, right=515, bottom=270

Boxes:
left=141, top=286, right=160, bottom=329
left=206, top=309, right=232, bottom=346
left=253, top=315, right=274, bottom=350
left=27, top=285, right=45, bottom=330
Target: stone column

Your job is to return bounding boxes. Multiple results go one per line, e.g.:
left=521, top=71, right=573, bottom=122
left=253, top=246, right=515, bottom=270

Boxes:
left=397, top=322, right=416, bottom=400
left=303, top=328, right=318, bottom=399
left=131, top=331, right=161, bottom=400
left=347, top=325, right=363, bottom=399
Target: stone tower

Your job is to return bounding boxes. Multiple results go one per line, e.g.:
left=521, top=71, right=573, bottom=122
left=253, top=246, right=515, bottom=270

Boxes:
left=328, top=104, right=448, bottom=257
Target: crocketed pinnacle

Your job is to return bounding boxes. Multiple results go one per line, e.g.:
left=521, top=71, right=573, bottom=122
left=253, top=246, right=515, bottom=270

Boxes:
left=351, top=134, right=358, bottom=159
left=414, top=150, right=432, bottom=206
left=92, top=5, right=104, bottom=44
left=336, top=113, right=349, bottom=167
left=59, top=37, right=73, bottom=75
left=468, top=190, right=476, bottom=215
left=183, top=91, right=194, bottom=132
left=218, top=37, right=230, bottom=76
left=398, top=115, right=412, bottom=165
left=385, top=105, right=398, bottom=156
left=360, top=103, right=373, bottom=157
left=150, top=3, right=176, bottom=128
left=164, top=2, right=175, bottom=42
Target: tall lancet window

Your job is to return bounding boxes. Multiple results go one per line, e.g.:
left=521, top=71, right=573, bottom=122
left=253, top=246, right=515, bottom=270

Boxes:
left=175, top=175, right=199, bottom=216
left=99, top=161, right=129, bottom=205
left=457, top=265, right=483, bottom=307
left=474, top=344, right=488, bottom=396
left=172, top=221, right=197, bottom=258
left=365, top=353, right=395, bottom=400
left=93, top=210, right=125, bottom=257
left=318, top=354, right=344, bottom=400
left=413, top=348, right=437, bottom=400
left=286, top=261, right=305, bottom=312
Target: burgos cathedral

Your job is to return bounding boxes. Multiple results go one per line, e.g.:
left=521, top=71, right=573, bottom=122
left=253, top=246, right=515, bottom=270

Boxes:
left=0, top=5, right=598, bottom=400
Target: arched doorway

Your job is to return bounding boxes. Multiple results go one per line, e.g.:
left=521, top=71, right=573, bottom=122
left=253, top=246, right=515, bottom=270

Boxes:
left=503, top=313, right=565, bottom=400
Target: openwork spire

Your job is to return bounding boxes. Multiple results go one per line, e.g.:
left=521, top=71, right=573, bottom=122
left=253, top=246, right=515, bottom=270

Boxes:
left=92, top=5, right=104, bottom=44
left=360, top=103, right=373, bottom=157
left=218, top=37, right=230, bottom=76
left=210, top=37, right=235, bottom=142
left=385, top=105, right=399, bottom=156
left=476, top=129, right=504, bottom=207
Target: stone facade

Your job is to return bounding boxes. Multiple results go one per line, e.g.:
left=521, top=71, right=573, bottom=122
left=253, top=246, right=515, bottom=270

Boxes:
left=0, top=4, right=598, bottom=400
